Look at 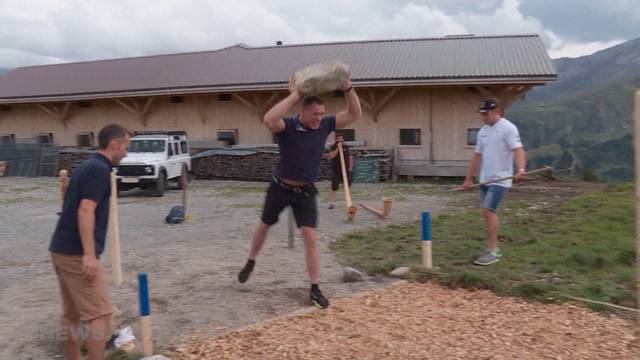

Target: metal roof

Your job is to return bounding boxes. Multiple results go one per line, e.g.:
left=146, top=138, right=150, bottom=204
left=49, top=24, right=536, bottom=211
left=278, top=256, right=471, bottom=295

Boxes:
left=0, top=34, right=556, bottom=103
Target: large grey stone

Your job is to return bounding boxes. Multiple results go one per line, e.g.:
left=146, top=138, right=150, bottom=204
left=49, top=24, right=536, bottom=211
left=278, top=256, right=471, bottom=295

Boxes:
left=389, top=266, right=411, bottom=278
left=343, top=267, right=365, bottom=282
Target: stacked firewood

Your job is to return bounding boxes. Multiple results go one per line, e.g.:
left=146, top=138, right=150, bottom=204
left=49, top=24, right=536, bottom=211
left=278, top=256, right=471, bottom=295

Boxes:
left=57, top=150, right=93, bottom=173
left=193, top=148, right=393, bottom=182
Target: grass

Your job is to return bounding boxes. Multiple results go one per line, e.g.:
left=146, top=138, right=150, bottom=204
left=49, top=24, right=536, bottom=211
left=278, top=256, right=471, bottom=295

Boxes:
left=330, top=182, right=636, bottom=312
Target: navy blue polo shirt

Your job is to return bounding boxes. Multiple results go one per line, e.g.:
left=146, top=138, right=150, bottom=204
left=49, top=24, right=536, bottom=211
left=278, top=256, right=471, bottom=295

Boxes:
left=49, top=153, right=112, bottom=256
left=275, top=116, right=336, bottom=183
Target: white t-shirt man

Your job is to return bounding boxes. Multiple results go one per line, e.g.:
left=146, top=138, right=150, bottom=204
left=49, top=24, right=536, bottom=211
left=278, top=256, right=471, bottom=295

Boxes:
left=474, top=118, right=523, bottom=188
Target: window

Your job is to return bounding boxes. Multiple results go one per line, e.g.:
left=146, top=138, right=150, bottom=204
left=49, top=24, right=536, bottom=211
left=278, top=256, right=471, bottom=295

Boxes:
left=173, top=142, right=180, bottom=155
left=217, top=129, right=238, bottom=146
left=180, top=141, right=188, bottom=154
left=217, top=94, right=232, bottom=101
left=1, top=134, right=15, bottom=144
left=168, top=144, right=174, bottom=156
left=467, top=128, right=480, bottom=146
left=336, top=129, right=355, bottom=141
left=78, top=101, right=92, bottom=108
left=38, top=133, right=54, bottom=144
left=129, top=140, right=166, bottom=153
left=399, top=129, right=420, bottom=145
left=77, top=132, right=94, bottom=147
left=170, top=96, right=184, bottom=103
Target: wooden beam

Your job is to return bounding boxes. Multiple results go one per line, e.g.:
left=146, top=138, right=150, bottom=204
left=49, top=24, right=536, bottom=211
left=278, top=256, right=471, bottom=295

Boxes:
left=140, top=98, right=154, bottom=127
left=261, top=92, right=281, bottom=112
left=142, top=98, right=154, bottom=115
left=194, top=96, right=208, bottom=125
left=60, top=102, right=72, bottom=128
left=377, top=88, right=399, bottom=111
left=115, top=99, right=139, bottom=116
left=473, top=86, right=494, bottom=98
left=232, top=93, right=259, bottom=114
left=37, top=104, right=58, bottom=118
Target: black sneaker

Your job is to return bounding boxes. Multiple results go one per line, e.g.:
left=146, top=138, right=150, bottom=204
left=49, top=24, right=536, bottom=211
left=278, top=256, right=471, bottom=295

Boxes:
left=310, top=288, right=330, bottom=309
left=238, top=260, right=255, bottom=283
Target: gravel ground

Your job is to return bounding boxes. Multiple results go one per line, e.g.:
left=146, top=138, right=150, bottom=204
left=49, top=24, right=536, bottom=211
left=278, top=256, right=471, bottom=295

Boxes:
left=0, top=177, right=450, bottom=359
left=173, top=282, right=638, bottom=360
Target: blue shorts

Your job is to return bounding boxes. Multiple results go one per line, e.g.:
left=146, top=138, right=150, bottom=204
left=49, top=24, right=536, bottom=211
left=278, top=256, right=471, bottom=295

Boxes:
left=479, top=185, right=508, bottom=213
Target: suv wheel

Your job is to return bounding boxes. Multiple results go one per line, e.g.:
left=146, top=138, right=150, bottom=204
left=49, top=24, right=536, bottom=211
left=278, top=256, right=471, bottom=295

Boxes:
left=153, top=170, right=167, bottom=197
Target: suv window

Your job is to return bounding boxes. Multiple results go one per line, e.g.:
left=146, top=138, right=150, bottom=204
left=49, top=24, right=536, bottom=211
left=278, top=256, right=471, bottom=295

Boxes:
left=174, top=142, right=180, bottom=155
left=129, top=140, right=166, bottom=153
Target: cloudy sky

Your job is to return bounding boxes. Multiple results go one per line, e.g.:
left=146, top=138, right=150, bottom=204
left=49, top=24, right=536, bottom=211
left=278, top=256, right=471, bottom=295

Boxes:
left=0, top=0, right=637, bottom=69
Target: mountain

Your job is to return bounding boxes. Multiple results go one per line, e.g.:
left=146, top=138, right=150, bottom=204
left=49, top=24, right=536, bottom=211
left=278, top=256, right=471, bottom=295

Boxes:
left=507, top=37, right=640, bottom=181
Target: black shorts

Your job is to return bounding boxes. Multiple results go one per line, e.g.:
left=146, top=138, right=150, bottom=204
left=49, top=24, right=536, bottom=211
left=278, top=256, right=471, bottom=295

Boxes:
left=261, top=179, right=318, bottom=228
left=331, top=169, right=352, bottom=191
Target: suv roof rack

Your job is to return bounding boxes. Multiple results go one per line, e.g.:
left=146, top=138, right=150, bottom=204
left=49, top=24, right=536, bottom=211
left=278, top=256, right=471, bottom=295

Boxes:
left=134, top=131, right=187, bottom=136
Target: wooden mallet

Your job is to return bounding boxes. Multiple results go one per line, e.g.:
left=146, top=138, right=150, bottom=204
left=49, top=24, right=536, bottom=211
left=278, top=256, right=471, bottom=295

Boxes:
left=337, top=142, right=357, bottom=220
left=449, top=166, right=553, bottom=192
left=108, top=169, right=123, bottom=286
left=358, top=197, right=393, bottom=219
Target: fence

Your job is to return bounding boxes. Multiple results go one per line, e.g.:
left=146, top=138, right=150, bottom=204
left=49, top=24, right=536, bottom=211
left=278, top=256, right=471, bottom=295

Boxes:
left=0, top=139, right=59, bottom=177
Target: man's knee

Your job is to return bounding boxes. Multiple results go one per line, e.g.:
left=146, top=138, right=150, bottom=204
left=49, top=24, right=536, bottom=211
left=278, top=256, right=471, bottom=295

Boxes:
left=300, top=227, right=316, bottom=242
left=88, top=314, right=112, bottom=341
left=482, top=208, right=496, bottom=218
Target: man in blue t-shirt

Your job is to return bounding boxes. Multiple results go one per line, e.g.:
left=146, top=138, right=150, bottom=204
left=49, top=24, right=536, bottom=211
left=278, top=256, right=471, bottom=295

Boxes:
left=49, top=124, right=130, bottom=360
left=238, top=75, right=362, bottom=309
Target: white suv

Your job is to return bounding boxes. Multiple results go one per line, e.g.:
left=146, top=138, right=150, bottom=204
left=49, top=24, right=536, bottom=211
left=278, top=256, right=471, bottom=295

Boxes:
left=116, top=131, right=191, bottom=196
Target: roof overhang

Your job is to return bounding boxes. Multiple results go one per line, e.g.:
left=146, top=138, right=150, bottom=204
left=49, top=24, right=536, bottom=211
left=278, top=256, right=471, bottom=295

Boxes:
left=0, top=76, right=556, bottom=105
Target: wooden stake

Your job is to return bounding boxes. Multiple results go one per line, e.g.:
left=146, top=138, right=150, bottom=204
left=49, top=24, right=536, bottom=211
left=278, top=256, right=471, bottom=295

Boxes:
left=422, top=212, right=432, bottom=269
left=633, top=89, right=640, bottom=329
left=287, top=206, right=295, bottom=248
left=137, top=272, right=153, bottom=357
left=108, top=170, right=123, bottom=286
left=181, top=166, right=187, bottom=218
left=58, top=169, right=69, bottom=202
left=337, top=142, right=357, bottom=220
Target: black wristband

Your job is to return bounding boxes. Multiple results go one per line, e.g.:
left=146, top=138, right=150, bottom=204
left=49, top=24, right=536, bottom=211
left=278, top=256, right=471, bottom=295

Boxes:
left=344, top=86, right=353, bottom=93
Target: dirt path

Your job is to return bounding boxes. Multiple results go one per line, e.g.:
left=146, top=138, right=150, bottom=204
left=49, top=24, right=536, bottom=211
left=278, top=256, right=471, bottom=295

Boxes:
left=173, top=282, right=637, bottom=359
left=0, top=178, right=450, bottom=359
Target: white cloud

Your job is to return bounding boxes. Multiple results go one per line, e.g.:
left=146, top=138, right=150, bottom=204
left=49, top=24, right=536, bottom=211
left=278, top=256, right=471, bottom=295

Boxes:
left=547, top=39, right=626, bottom=59
left=0, top=0, right=629, bottom=69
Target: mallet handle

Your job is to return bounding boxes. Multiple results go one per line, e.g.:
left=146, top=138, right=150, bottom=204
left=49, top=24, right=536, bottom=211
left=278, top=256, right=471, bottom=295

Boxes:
left=337, top=142, right=352, bottom=207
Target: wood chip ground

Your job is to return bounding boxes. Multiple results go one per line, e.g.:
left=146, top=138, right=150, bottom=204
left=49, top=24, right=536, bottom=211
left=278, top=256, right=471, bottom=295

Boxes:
left=173, top=282, right=637, bottom=359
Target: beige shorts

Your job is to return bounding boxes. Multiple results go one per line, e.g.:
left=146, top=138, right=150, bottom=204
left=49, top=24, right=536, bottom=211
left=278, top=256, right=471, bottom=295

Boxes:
left=50, top=252, right=113, bottom=321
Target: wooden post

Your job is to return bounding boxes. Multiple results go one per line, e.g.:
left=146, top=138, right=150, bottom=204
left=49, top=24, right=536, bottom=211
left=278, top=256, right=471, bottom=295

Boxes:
left=422, top=212, right=432, bottom=269
left=58, top=169, right=69, bottom=202
left=181, top=166, right=187, bottom=219
left=137, top=272, right=153, bottom=356
left=337, top=142, right=357, bottom=220
left=633, top=89, right=640, bottom=331
left=108, top=170, right=123, bottom=286
left=287, top=206, right=295, bottom=248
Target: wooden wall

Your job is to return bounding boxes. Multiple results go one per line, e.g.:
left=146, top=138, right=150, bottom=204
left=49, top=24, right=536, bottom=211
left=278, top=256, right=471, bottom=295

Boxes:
left=0, top=84, right=529, bottom=161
